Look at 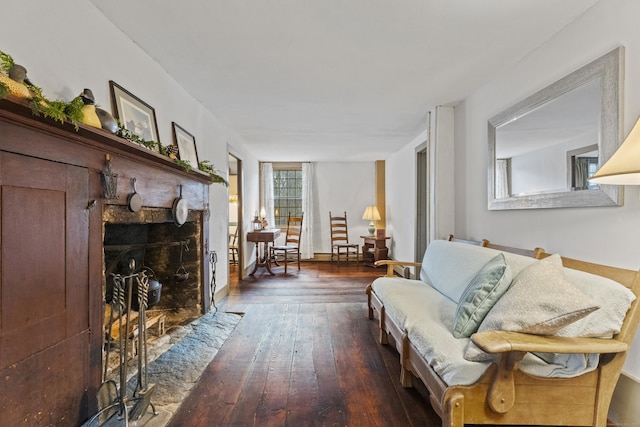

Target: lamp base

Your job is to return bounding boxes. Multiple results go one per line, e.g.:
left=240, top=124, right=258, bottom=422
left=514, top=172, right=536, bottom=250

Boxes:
left=368, top=222, right=376, bottom=236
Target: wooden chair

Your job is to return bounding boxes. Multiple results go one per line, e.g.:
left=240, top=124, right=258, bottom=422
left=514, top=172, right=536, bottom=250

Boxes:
left=329, top=211, right=359, bottom=265
left=271, top=213, right=303, bottom=273
left=228, top=226, right=239, bottom=265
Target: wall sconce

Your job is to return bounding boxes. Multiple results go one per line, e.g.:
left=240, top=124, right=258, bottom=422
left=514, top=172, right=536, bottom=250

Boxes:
left=362, top=205, right=381, bottom=236
left=101, top=153, right=118, bottom=200
left=229, top=194, right=238, bottom=204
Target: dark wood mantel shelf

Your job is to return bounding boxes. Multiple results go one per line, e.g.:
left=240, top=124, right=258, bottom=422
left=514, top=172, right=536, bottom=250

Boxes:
left=0, top=95, right=213, bottom=184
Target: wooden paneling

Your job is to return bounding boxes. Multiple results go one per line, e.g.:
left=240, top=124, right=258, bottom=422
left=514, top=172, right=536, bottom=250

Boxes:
left=0, top=332, right=90, bottom=426
left=0, top=152, right=90, bottom=425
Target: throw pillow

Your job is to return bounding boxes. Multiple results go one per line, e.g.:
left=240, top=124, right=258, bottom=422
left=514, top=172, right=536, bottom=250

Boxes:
left=452, top=253, right=512, bottom=338
left=464, top=254, right=600, bottom=362
left=477, top=254, right=600, bottom=335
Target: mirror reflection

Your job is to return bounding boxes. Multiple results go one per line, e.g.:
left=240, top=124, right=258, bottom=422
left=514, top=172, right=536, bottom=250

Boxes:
left=495, top=78, right=601, bottom=198
left=488, top=47, right=623, bottom=210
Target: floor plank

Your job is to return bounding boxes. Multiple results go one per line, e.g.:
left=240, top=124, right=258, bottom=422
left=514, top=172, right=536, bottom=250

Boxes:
left=168, top=261, right=440, bottom=426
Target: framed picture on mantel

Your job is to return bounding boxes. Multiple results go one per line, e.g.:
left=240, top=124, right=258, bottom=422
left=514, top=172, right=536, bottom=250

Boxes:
left=172, top=122, right=199, bottom=167
left=109, top=80, right=160, bottom=151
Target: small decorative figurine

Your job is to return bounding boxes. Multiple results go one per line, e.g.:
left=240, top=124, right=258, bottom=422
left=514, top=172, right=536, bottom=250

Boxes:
left=0, top=64, right=31, bottom=98
left=96, top=107, right=118, bottom=133
left=79, top=88, right=102, bottom=129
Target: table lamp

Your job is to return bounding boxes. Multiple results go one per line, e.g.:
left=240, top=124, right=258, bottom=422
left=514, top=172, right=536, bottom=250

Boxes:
left=362, top=206, right=381, bottom=236
left=260, top=206, right=268, bottom=228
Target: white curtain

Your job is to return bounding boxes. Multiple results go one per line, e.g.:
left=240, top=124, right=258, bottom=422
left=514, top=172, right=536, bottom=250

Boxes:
left=495, top=159, right=509, bottom=199
left=259, top=163, right=275, bottom=229
left=301, top=162, right=315, bottom=259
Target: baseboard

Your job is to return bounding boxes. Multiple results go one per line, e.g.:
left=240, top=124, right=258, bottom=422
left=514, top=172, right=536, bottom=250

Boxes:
left=303, top=253, right=362, bottom=263
left=609, top=372, right=640, bottom=426
left=314, top=253, right=332, bottom=262
left=212, top=283, right=229, bottom=308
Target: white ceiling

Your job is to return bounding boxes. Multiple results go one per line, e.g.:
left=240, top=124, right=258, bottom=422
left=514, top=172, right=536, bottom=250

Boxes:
left=90, top=0, right=599, bottom=162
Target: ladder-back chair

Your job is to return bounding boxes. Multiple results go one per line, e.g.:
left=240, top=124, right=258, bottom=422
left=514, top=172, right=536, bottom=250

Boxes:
left=329, top=211, right=359, bottom=265
left=271, top=213, right=303, bottom=273
left=229, top=226, right=239, bottom=265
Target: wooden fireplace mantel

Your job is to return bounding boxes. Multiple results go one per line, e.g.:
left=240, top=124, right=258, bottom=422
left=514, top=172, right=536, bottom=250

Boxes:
left=0, top=95, right=213, bottom=184
left=0, top=95, right=214, bottom=426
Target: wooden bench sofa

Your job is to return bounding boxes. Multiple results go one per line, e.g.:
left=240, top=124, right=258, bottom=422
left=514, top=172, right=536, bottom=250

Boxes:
left=366, top=237, right=640, bottom=427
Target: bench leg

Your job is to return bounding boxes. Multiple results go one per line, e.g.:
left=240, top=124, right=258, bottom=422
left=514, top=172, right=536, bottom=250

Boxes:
left=400, top=334, right=412, bottom=387
left=379, top=306, right=388, bottom=345
left=442, top=392, right=465, bottom=427
left=400, top=367, right=413, bottom=388
left=379, top=329, right=388, bottom=345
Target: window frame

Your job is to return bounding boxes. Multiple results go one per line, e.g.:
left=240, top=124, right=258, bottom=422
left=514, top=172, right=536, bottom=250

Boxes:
left=270, top=162, right=303, bottom=230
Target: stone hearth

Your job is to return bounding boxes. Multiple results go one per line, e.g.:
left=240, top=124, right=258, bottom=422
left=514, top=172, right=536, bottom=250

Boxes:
left=96, top=310, right=241, bottom=427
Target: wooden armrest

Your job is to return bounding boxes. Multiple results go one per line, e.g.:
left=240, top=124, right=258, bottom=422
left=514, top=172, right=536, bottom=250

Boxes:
left=374, top=260, right=422, bottom=277
left=471, top=330, right=628, bottom=355
left=472, top=330, right=628, bottom=414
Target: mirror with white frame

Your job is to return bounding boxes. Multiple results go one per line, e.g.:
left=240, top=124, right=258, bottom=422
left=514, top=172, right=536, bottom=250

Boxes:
left=488, top=47, right=624, bottom=210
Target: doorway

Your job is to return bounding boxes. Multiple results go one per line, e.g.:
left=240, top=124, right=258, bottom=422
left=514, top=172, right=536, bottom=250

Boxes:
left=228, top=153, right=243, bottom=284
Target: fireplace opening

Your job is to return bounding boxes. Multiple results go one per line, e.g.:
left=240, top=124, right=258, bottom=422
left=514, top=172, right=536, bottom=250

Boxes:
left=103, top=206, right=205, bottom=334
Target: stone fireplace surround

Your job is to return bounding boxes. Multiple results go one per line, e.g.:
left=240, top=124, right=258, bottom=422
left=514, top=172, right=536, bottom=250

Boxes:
left=0, top=96, right=214, bottom=426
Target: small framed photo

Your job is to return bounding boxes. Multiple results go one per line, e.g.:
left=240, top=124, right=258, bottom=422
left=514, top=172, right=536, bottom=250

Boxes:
left=376, top=229, right=386, bottom=239
left=109, top=80, right=160, bottom=150
left=172, top=122, right=199, bottom=167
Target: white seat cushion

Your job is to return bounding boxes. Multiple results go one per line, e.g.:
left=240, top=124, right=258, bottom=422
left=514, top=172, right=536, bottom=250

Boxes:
left=372, top=276, right=491, bottom=385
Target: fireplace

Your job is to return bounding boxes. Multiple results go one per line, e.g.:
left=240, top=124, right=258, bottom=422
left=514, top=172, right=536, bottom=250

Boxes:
left=0, top=96, right=214, bottom=425
left=103, top=205, right=206, bottom=327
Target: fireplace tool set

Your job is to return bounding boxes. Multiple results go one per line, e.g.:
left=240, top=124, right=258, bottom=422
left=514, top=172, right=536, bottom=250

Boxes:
left=84, top=259, right=159, bottom=426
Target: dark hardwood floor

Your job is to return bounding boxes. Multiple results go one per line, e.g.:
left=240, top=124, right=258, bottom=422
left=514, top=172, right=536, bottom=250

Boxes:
left=168, top=261, right=442, bottom=427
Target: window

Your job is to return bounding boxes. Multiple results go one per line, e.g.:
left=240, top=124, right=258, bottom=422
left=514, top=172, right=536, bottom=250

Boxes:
left=273, top=166, right=302, bottom=228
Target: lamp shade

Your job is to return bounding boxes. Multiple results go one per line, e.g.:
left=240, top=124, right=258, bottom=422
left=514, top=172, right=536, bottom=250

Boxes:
left=590, top=116, right=640, bottom=185
left=362, top=206, right=381, bottom=221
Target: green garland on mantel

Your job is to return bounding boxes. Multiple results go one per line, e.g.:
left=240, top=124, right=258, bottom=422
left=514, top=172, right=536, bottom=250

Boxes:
left=0, top=49, right=228, bottom=186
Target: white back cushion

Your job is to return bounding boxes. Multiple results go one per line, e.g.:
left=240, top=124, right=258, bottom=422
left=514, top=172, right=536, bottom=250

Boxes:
left=559, top=267, right=636, bottom=338
left=420, top=240, right=536, bottom=303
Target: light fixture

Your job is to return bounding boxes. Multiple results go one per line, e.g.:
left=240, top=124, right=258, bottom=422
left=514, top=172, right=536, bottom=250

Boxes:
left=259, top=206, right=268, bottom=228
left=252, top=212, right=263, bottom=231
left=362, top=206, right=381, bottom=236
left=590, top=116, right=640, bottom=185
left=229, top=194, right=238, bottom=204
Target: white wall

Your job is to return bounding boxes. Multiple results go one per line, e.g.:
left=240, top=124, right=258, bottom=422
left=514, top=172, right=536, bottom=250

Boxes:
left=386, top=128, right=428, bottom=263
left=262, top=162, right=375, bottom=254
left=510, top=133, right=597, bottom=194
left=452, top=0, right=640, bottom=421
left=313, top=162, right=376, bottom=253
left=386, top=107, right=456, bottom=265
left=0, top=0, right=254, bottom=297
